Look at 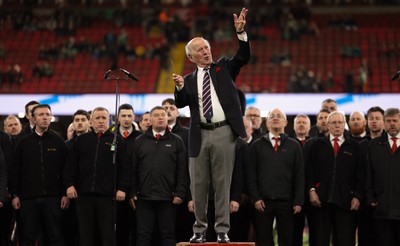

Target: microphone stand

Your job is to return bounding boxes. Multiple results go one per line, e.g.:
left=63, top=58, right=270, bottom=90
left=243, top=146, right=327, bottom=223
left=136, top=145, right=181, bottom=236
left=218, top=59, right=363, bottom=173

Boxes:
left=104, top=68, right=138, bottom=234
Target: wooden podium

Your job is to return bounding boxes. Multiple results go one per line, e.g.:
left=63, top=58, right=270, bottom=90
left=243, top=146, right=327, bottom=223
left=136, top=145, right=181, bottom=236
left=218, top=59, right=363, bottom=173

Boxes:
left=177, top=243, right=255, bottom=246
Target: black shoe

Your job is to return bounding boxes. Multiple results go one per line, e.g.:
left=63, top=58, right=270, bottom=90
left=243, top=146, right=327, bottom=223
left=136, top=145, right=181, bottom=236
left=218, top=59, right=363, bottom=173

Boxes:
left=189, top=233, right=206, bottom=243
left=216, top=233, right=230, bottom=243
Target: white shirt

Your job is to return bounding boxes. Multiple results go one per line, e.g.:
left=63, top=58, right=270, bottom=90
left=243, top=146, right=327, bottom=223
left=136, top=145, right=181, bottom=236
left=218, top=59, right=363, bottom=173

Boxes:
left=197, top=66, right=226, bottom=123
left=330, top=134, right=344, bottom=147
left=119, top=127, right=132, bottom=136
left=168, top=123, right=176, bottom=131
left=152, top=130, right=166, bottom=137
left=269, top=132, right=280, bottom=146
left=388, top=133, right=400, bottom=148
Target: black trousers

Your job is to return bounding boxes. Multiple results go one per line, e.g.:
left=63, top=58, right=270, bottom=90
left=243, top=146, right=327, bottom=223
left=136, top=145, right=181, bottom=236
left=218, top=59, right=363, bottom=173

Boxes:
left=254, top=200, right=294, bottom=246
left=63, top=200, right=78, bottom=246
left=19, top=197, right=66, bottom=246
left=312, top=205, right=356, bottom=246
left=175, top=202, right=195, bottom=243
left=375, top=219, right=400, bottom=246
left=229, top=199, right=252, bottom=242
left=116, top=200, right=136, bottom=246
left=292, top=206, right=305, bottom=246
left=356, top=206, right=376, bottom=246
left=0, top=200, right=13, bottom=246
left=75, top=196, right=115, bottom=246
left=136, top=200, right=176, bottom=246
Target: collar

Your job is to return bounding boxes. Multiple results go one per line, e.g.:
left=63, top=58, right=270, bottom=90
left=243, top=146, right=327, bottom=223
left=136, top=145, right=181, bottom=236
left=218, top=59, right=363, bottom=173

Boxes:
left=269, top=132, right=281, bottom=142
left=119, top=127, right=132, bottom=136
left=152, top=130, right=166, bottom=137
left=168, top=123, right=176, bottom=131
left=330, top=134, right=344, bottom=142
left=388, top=133, right=400, bottom=141
left=197, top=66, right=210, bottom=72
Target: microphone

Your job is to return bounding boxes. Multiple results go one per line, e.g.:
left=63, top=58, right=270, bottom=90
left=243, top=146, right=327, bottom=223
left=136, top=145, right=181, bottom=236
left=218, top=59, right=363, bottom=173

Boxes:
left=119, top=68, right=139, bottom=81
left=391, top=70, right=400, bottom=81
left=104, top=70, right=112, bottom=79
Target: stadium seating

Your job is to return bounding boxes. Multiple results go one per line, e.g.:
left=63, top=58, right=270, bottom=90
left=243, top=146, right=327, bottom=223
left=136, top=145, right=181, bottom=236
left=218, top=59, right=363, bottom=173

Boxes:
left=1, top=10, right=399, bottom=94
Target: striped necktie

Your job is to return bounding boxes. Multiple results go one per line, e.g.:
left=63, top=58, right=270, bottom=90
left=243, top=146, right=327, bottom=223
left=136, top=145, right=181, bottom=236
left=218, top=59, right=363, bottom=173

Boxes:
left=202, top=68, right=213, bottom=121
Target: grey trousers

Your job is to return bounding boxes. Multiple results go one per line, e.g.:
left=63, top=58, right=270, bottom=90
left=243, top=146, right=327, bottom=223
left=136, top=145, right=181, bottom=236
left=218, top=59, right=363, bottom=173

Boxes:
left=189, top=125, right=235, bottom=234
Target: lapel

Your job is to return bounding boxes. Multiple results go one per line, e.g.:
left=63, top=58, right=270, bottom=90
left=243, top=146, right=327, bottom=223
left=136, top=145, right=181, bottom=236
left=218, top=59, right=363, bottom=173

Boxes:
left=188, top=69, right=198, bottom=97
left=209, top=63, right=219, bottom=94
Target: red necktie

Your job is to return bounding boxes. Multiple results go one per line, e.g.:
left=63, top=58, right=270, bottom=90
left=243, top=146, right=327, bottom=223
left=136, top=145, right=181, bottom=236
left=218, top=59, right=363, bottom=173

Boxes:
left=300, top=139, right=305, bottom=145
left=155, top=134, right=161, bottom=140
left=333, top=137, right=340, bottom=156
left=273, top=137, right=280, bottom=153
left=392, top=137, right=398, bottom=154
left=123, top=131, right=129, bottom=139
left=97, top=132, right=102, bottom=139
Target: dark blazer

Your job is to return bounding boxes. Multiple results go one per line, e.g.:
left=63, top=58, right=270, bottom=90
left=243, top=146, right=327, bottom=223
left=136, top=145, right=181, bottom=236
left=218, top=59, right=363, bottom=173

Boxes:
left=175, top=39, right=250, bottom=157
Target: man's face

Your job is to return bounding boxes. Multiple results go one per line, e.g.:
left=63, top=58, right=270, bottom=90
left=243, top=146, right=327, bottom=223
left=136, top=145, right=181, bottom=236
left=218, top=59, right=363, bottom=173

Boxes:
left=266, top=109, right=287, bottom=133
left=140, top=113, right=151, bottom=132
left=33, top=107, right=51, bottom=131
left=328, top=113, right=345, bottom=137
left=150, top=109, right=168, bottom=132
left=91, top=110, right=109, bottom=133
left=294, top=116, right=310, bottom=137
left=4, top=118, right=22, bottom=137
left=187, top=38, right=213, bottom=68
left=316, top=112, right=329, bottom=134
left=245, top=108, right=262, bottom=129
left=118, top=109, right=135, bottom=129
left=73, top=114, right=90, bottom=134
left=26, top=104, right=39, bottom=125
left=367, top=111, right=384, bottom=134
left=322, top=102, right=337, bottom=112
left=384, top=114, right=400, bottom=137
left=163, top=102, right=179, bottom=124
left=349, top=112, right=366, bottom=136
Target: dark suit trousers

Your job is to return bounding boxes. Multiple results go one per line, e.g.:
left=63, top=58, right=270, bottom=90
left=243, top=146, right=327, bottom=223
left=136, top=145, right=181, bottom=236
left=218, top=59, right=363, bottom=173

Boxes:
left=75, top=196, right=115, bottom=246
left=312, top=205, right=356, bottom=246
left=254, top=200, right=294, bottom=246
left=136, top=200, right=176, bottom=246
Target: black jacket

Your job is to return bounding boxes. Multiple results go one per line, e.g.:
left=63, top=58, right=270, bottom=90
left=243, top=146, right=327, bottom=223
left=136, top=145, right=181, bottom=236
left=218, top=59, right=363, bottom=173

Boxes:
left=0, top=146, right=7, bottom=202
left=171, top=120, right=189, bottom=150
left=175, top=39, right=250, bottom=157
left=247, top=134, right=305, bottom=206
left=130, top=127, right=187, bottom=201
left=306, top=135, right=364, bottom=210
left=367, top=132, right=400, bottom=219
left=64, top=129, right=127, bottom=197
left=10, top=129, right=66, bottom=199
